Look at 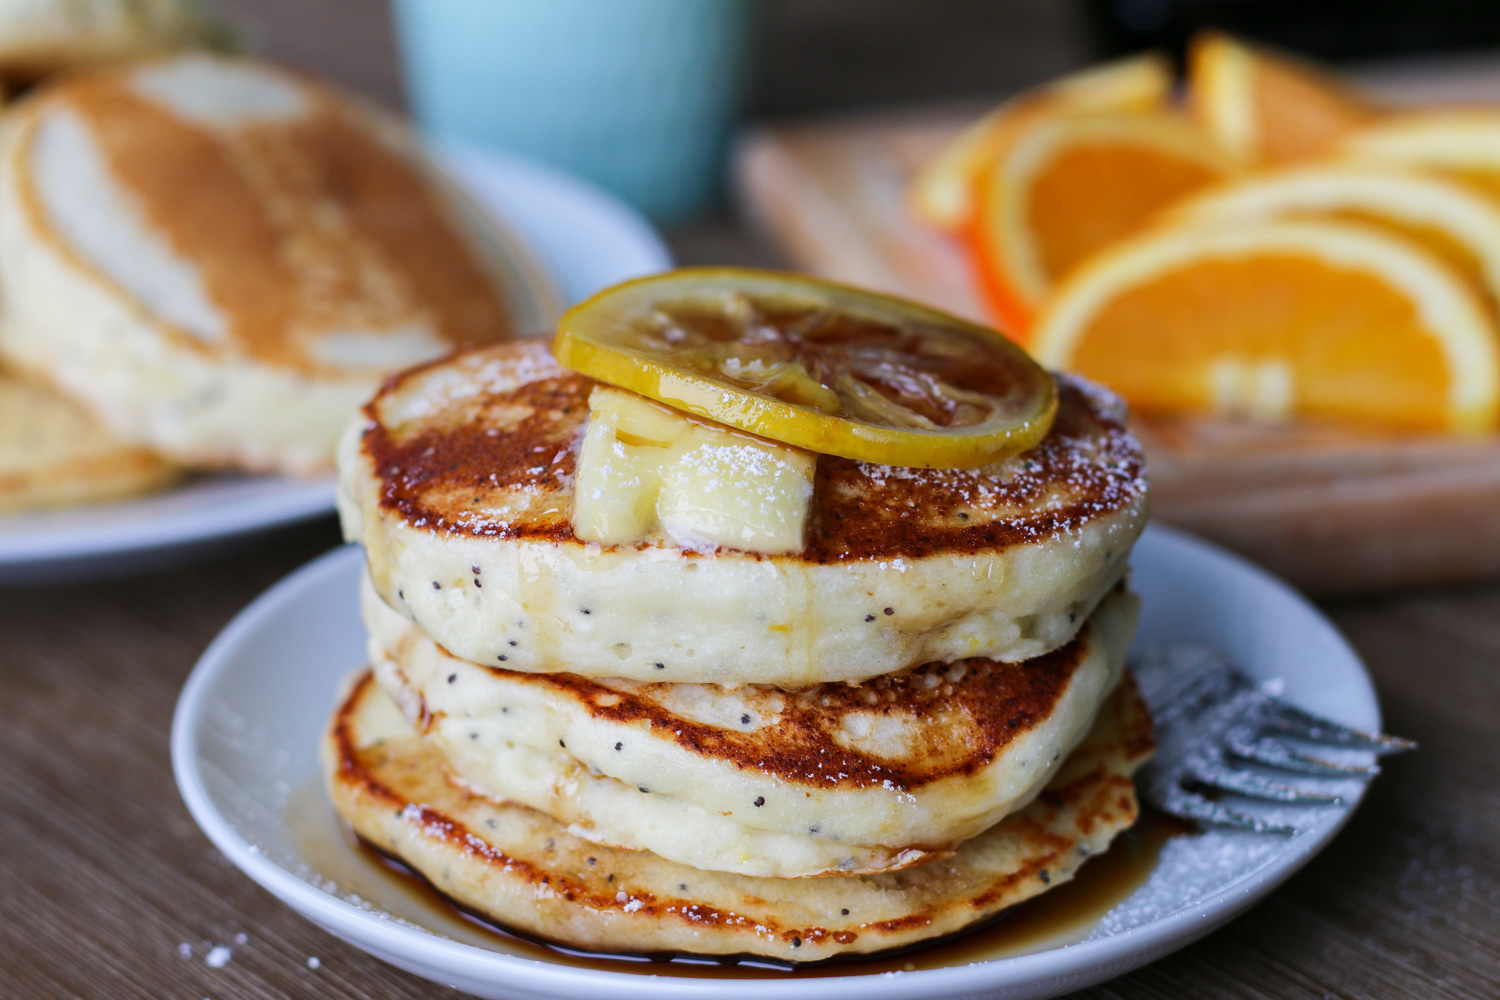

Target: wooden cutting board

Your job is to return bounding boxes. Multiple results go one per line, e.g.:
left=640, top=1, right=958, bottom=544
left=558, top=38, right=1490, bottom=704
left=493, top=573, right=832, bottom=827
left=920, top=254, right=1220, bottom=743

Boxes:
left=733, top=106, right=1500, bottom=596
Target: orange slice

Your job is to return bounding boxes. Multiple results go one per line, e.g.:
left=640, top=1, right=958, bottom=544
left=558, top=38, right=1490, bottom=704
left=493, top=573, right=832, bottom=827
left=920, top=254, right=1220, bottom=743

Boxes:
left=1188, top=31, right=1381, bottom=166
left=1029, top=220, right=1499, bottom=434
left=969, top=111, right=1234, bottom=336
left=1163, top=165, right=1500, bottom=303
left=1340, top=111, right=1500, bottom=202
left=552, top=268, right=1057, bottom=468
left=909, top=52, right=1172, bottom=233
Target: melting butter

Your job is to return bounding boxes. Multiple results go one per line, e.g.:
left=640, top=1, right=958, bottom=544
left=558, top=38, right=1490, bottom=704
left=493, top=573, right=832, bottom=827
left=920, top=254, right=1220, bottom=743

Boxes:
left=572, top=387, right=815, bottom=554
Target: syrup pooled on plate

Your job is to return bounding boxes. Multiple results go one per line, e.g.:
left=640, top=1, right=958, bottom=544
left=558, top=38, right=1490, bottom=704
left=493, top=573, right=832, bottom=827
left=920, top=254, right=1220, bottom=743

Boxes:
left=287, top=781, right=1190, bottom=979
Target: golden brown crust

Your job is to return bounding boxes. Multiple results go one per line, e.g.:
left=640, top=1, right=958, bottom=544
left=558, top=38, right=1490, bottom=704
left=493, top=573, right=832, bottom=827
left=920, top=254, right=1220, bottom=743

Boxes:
left=360, top=342, right=1146, bottom=563
left=0, top=372, right=177, bottom=510
left=16, top=59, right=514, bottom=376
left=432, top=632, right=1091, bottom=793
left=0, top=0, right=212, bottom=81
left=325, top=670, right=1154, bottom=962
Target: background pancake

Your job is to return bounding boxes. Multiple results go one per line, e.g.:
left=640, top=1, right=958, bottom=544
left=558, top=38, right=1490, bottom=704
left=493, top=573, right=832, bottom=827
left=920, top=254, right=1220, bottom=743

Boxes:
left=0, top=0, right=214, bottom=81
left=366, top=579, right=1137, bottom=877
left=339, top=339, right=1149, bottom=686
left=0, top=370, right=175, bottom=511
left=324, top=669, right=1154, bottom=962
left=0, top=54, right=557, bottom=474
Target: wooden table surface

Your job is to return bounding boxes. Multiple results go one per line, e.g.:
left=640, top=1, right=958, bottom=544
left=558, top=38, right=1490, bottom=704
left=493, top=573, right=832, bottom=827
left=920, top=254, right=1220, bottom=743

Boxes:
left=3, top=3, right=1498, bottom=998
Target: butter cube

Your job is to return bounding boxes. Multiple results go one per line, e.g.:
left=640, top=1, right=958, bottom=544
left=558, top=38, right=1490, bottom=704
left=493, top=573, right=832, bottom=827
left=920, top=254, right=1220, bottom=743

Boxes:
left=573, top=387, right=815, bottom=554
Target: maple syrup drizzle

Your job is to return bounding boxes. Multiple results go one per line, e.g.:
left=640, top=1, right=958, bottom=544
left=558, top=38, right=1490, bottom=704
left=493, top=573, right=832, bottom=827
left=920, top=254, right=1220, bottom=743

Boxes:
left=288, top=782, right=1191, bottom=978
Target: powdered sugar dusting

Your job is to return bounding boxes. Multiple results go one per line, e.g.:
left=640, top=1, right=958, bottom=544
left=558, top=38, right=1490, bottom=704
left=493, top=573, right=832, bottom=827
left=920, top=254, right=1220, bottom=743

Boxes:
left=1088, top=816, right=1349, bottom=941
left=366, top=348, right=1148, bottom=560
left=806, top=374, right=1147, bottom=560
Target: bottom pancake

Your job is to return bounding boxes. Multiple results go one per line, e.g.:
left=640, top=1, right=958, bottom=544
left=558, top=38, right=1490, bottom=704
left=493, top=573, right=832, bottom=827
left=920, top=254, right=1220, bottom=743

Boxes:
left=323, top=669, right=1154, bottom=963
left=0, top=371, right=176, bottom=511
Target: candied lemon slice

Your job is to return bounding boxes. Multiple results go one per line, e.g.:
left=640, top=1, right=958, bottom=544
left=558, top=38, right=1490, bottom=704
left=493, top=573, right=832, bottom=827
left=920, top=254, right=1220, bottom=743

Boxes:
left=552, top=269, right=1057, bottom=468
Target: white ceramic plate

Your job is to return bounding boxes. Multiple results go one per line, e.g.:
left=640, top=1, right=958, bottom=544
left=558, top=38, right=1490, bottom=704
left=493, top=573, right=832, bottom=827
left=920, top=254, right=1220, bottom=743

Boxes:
left=0, top=144, right=672, bottom=585
left=173, top=525, right=1383, bottom=1000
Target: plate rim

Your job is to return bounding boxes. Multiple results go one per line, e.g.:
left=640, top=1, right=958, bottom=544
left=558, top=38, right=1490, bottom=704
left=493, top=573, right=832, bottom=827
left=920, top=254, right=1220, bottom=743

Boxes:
left=0, top=477, right=337, bottom=566
left=172, top=524, right=1378, bottom=999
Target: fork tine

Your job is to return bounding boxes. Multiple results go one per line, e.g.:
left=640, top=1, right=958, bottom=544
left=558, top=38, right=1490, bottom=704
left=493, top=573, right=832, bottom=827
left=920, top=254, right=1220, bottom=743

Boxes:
left=1227, top=733, right=1381, bottom=775
left=1186, top=765, right=1343, bottom=804
left=1134, top=644, right=1415, bottom=836
left=1262, top=703, right=1417, bottom=755
left=1137, top=653, right=1247, bottom=727
left=1158, top=788, right=1298, bottom=835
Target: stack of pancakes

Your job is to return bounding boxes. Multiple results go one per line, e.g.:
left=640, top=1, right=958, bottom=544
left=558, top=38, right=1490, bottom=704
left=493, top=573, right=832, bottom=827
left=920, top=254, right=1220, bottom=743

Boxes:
left=329, top=339, right=1154, bottom=963
left=0, top=52, right=549, bottom=509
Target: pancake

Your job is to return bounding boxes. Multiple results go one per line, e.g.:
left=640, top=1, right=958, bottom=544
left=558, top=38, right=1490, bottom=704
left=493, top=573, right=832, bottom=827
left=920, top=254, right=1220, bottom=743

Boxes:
left=0, top=0, right=214, bottom=81
left=0, top=369, right=175, bottom=511
left=325, top=668, right=1154, bottom=962
left=337, top=340, right=1149, bottom=687
left=366, top=579, right=1136, bottom=878
left=0, top=54, right=558, bottom=474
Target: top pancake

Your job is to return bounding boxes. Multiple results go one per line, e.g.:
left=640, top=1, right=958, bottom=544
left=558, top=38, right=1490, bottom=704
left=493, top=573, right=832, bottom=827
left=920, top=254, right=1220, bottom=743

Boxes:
left=340, top=340, right=1149, bottom=686
left=0, top=54, right=557, bottom=473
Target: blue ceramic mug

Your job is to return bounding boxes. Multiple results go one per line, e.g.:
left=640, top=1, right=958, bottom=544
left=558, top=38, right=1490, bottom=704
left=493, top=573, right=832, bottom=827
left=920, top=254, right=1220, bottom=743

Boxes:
left=393, top=0, right=755, bottom=223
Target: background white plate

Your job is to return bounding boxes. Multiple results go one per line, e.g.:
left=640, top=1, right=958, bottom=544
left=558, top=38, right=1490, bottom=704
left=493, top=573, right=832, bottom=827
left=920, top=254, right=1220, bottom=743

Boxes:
left=0, top=143, right=672, bottom=585
left=173, top=525, right=1383, bottom=1000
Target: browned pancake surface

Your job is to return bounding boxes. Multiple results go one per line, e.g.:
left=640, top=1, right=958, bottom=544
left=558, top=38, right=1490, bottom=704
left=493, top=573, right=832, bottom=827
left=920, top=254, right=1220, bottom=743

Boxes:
left=326, top=670, right=1154, bottom=961
left=423, top=627, right=1094, bottom=793
left=361, top=341, right=1146, bottom=562
left=30, top=62, right=513, bottom=373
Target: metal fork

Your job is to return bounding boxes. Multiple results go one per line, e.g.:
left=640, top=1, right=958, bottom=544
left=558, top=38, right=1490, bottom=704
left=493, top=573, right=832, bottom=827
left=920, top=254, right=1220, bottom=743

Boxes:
left=1132, top=645, right=1415, bottom=835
